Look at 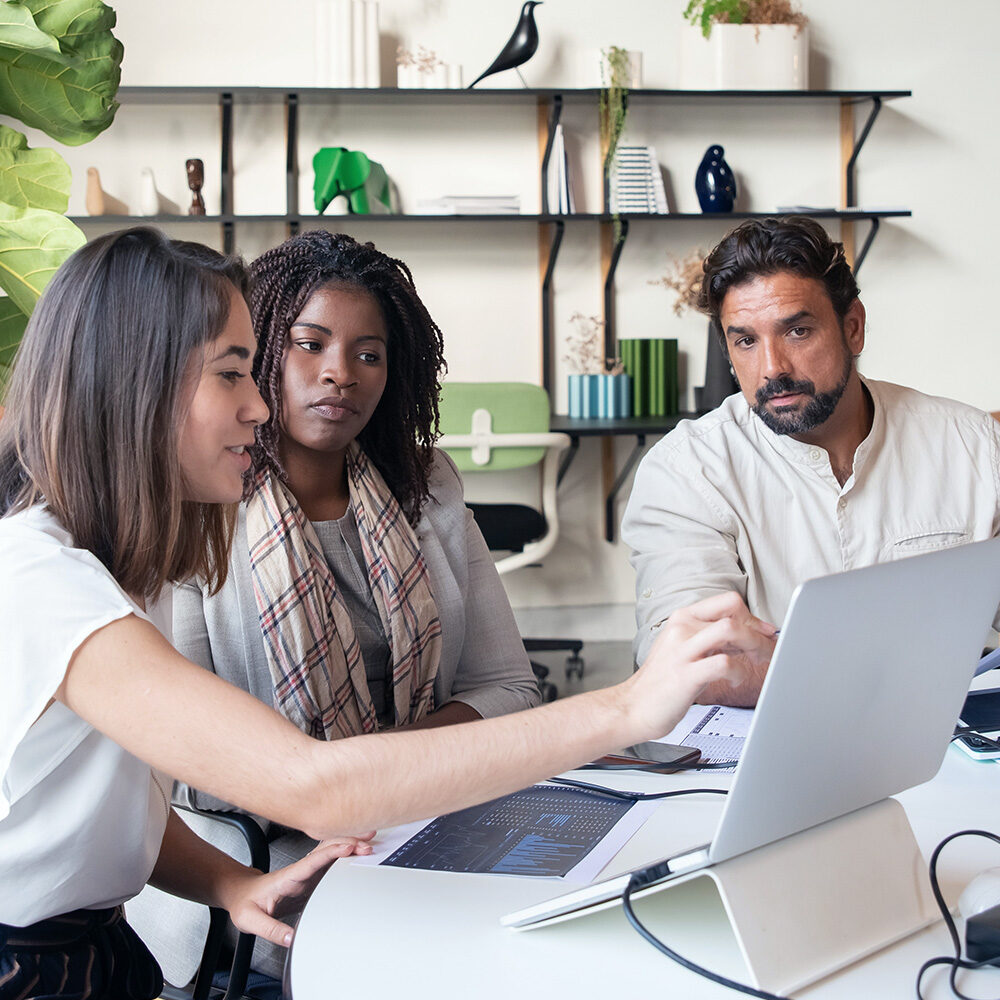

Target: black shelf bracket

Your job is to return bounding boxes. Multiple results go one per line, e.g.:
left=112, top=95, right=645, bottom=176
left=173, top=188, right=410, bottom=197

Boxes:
left=605, top=433, right=646, bottom=542
left=540, top=94, right=563, bottom=215
left=220, top=92, right=234, bottom=252
left=852, top=216, right=880, bottom=275
left=286, top=93, right=299, bottom=236
left=603, top=218, right=629, bottom=361
left=557, top=435, right=579, bottom=486
left=541, top=219, right=565, bottom=394
left=845, top=96, right=882, bottom=207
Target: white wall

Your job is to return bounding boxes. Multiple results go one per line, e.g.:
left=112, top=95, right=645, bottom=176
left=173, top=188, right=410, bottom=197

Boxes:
left=43, top=0, right=1000, bottom=612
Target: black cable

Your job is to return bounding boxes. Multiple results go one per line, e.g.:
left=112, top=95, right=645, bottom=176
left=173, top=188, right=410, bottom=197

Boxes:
left=549, top=776, right=728, bottom=801
left=951, top=728, right=1000, bottom=753
left=916, top=829, right=1000, bottom=1000
left=621, top=873, right=790, bottom=1000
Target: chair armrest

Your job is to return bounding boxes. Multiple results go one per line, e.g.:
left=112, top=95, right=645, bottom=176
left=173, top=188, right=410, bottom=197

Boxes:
left=174, top=803, right=269, bottom=1000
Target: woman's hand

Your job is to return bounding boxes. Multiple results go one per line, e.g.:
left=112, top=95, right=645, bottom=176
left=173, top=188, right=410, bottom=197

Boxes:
left=625, top=592, right=778, bottom=739
left=225, top=834, right=375, bottom=947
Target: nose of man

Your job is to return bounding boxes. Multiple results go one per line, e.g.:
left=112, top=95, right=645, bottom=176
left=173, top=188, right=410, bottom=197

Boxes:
left=758, top=338, right=791, bottom=382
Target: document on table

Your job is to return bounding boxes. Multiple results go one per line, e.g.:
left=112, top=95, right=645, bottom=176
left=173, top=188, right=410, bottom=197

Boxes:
left=352, top=783, right=658, bottom=884
left=656, top=704, right=755, bottom=772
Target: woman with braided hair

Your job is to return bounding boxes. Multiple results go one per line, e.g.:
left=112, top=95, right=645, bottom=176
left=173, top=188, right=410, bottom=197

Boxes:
left=138, top=229, right=541, bottom=987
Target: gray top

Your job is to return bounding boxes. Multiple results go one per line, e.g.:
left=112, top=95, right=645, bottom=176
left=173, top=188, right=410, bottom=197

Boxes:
left=173, top=449, right=541, bottom=816
left=311, top=512, right=393, bottom=726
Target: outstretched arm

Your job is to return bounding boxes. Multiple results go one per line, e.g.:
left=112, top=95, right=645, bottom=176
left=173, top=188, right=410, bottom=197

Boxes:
left=57, top=593, right=775, bottom=842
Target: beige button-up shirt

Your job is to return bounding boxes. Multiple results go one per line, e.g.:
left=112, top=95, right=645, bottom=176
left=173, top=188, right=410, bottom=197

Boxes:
left=622, top=379, right=1000, bottom=665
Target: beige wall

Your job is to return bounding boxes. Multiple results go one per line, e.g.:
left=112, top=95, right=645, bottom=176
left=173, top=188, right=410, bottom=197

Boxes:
left=40, top=0, right=1000, bottom=613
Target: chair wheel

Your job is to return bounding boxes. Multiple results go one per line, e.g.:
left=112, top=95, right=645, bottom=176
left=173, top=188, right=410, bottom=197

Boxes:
left=565, top=654, right=584, bottom=680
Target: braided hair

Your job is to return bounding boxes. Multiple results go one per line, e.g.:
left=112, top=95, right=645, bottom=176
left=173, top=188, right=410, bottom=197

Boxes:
left=248, top=230, right=447, bottom=526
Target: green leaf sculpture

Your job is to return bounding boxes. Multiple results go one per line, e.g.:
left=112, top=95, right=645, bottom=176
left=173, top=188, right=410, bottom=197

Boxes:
left=0, top=0, right=121, bottom=386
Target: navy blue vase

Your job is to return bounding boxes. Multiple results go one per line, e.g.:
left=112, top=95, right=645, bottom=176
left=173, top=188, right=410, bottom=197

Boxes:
left=695, top=144, right=737, bottom=213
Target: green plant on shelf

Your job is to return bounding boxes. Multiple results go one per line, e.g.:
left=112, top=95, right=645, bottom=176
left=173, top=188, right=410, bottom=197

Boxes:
left=683, top=0, right=808, bottom=39
left=0, top=0, right=123, bottom=386
left=600, top=45, right=631, bottom=240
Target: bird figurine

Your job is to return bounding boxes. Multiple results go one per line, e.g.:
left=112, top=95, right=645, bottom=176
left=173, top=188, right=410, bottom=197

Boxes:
left=468, top=1, right=543, bottom=89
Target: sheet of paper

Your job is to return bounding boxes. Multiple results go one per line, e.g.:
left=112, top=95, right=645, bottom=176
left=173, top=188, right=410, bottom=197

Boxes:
left=656, top=704, right=755, bottom=772
left=351, top=783, right=658, bottom=884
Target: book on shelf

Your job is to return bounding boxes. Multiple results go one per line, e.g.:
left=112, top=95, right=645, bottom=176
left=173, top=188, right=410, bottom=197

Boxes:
left=414, top=195, right=521, bottom=215
left=610, top=145, right=668, bottom=215
left=545, top=123, right=576, bottom=214
left=315, top=0, right=381, bottom=88
left=619, top=337, right=678, bottom=417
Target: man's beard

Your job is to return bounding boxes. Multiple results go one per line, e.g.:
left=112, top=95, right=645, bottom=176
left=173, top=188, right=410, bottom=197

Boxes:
left=752, top=349, right=853, bottom=436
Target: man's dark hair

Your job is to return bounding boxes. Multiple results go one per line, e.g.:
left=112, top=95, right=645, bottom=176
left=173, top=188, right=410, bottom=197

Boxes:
left=698, top=216, right=860, bottom=344
left=248, top=230, right=447, bottom=527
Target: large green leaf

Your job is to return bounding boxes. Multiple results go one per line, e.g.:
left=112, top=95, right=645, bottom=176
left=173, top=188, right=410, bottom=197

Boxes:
left=0, top=124, right=71, bottom=211
left=0, top=293, right=27, bottom=373
left=0, top=202, right=83, bottom=314
left=0, top=1, right=72, bottom=60
left=0, top=0, right=122, bottom=145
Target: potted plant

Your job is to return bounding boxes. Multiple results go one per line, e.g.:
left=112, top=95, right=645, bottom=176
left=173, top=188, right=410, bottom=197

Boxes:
left=564, top=312, right=629, bottom=419
left=0, top=0, right=123, bottom=392
left=679, top=0, right=809, bottom=90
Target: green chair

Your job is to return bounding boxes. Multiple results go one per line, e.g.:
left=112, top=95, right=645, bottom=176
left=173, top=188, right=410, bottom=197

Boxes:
left=438, top=382, right=584, bottom=695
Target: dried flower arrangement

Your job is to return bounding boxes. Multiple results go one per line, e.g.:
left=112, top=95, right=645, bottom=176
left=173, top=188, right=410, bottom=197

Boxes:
left=649, top=249, right=709, bottom=317
left=684, top=0, right=808, bottom=39
left=564, top=312, right=623, bottom=375
left=395, top=45, right=443, bottom=75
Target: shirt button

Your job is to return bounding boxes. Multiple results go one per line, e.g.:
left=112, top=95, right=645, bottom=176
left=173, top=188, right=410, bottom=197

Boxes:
left=809, top=449, right=822, bottom=461
left=838, top=498, right=847, bottom=511
left=642, top=588, right=653, bottom=599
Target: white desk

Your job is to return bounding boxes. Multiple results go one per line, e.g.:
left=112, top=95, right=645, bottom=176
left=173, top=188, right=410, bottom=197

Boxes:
left=290, top=746, right=1000, bottom=999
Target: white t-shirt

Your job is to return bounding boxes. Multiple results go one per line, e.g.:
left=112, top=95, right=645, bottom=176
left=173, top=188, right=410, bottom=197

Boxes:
left=0, top=505, right=172, bottom=925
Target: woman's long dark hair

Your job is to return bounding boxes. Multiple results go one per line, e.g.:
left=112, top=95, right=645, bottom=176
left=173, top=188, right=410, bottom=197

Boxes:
left=248, top=230, right=447, bottom=526
left=0, top=227, right=248, bottom=597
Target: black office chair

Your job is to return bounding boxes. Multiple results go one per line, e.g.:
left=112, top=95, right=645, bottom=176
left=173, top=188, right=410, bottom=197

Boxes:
left=438, top=382, right=585, bottom=701
left=158, top=805, right=272, bottom=1000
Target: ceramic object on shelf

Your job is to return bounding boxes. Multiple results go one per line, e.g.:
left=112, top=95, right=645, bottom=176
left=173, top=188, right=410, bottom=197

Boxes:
left=567, top=373, right=630, bottom=419
left=85, top=167, right=129, bottom=216
left=313, top=147, right=392, bottom=214
left=679, top=24, right=809, bottom=90
left=468, top=0, right=542, bottom=89
left=138, top=167, right=180, bottom=216
left=695, top=145, right=736, bottom=213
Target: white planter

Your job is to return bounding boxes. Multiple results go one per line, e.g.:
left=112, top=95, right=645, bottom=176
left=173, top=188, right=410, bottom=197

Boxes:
left=679, top=24, right=809, bottom=90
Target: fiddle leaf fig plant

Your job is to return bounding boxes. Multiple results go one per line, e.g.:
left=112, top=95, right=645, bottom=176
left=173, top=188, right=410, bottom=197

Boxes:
left=0, top=0, right=122, bottom=383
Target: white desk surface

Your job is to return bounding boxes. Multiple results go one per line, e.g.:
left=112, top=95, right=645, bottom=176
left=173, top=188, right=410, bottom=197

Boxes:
left=290, top=742, right=1000, bottom=999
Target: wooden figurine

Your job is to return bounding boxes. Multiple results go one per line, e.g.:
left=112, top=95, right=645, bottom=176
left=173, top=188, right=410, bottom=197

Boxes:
left=186, top=158, right=206, bottom=216
left=85, top=167, right=129, bottom=216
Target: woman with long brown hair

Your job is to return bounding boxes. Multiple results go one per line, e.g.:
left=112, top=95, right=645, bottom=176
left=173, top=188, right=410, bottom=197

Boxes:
left=0, top=227, right=774, bottom=1000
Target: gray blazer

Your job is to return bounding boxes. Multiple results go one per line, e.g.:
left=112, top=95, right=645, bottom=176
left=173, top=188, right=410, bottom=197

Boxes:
left=128, top=450, right=539, bottom=985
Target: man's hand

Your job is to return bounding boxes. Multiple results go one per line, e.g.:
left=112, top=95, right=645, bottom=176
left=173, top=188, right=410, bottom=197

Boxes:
left=626, top=592, right=778, bottom=739
left=224, top=834, right=375, bottom=947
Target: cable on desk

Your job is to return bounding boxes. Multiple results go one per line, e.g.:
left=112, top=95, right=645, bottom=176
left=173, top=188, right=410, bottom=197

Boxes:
left=951, top=728, right=1000, bottom=753
left=916, top=828, right=1000, bottom=1000
left=549, top=776, right=728, bottom=802
left=621, top=873, right=790, bottom=999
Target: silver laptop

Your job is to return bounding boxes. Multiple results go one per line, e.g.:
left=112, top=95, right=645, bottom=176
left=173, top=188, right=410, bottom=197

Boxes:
left=504, top=537, right=1000, bottom=928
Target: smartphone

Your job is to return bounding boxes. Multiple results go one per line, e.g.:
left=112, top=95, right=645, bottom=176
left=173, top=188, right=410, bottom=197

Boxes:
left=590, top=742, right=701, bottom=773
left=955, top=688, right=1000, bottom=760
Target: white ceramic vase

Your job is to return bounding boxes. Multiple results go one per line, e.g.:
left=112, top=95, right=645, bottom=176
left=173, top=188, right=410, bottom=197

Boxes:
left=679, top=24, right=809, bottom=90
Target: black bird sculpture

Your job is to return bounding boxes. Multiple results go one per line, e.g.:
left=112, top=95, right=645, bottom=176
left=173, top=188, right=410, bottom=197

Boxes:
left=468, top=1, right=543, bottom=89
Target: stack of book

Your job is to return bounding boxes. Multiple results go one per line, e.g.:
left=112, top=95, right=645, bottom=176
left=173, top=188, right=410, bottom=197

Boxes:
left=414, top=195, right=521, bottom=215
left=609, top=146, right=668, bottom=215
left=619, top=338, right=679, bottom=416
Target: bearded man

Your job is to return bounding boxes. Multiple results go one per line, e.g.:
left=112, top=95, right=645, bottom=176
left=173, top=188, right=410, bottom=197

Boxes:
left=622, top=216, right=1000, bottom=706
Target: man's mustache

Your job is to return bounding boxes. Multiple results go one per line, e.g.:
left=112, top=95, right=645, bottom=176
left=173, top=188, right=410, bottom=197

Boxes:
left=755, top=376, right=816, bottom=406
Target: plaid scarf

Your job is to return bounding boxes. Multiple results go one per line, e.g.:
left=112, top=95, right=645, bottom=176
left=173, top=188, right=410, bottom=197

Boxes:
left=245, top=444, right=442, bottom=739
